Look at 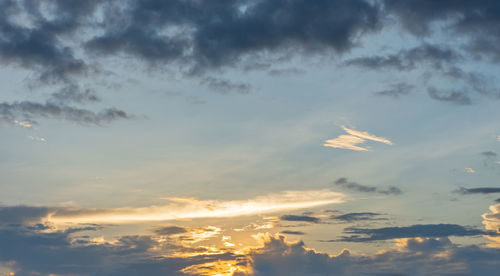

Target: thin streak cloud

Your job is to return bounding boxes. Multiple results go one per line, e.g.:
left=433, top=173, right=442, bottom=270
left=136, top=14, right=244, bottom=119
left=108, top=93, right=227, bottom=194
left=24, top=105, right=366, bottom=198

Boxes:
left=49, top=189, right=346, bottom=224
left=324, top=125, right=393, bottom=151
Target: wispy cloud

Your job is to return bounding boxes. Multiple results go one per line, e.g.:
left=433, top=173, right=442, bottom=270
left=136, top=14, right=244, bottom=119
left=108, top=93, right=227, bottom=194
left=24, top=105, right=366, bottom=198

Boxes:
left=49, top=189, right=346, bottom=224
left=465, top=167, right=475, bottom=173
left=27, top=136, right=47, bottom=142
left=456, top=187, right=500, bottom=195
left=326, top=224, right=499, bottom=242
left=324, top=126, right=392, bottom=151
left=334, top=177, right=403, bottom=195
left=13, top=120, right=34, bottom=128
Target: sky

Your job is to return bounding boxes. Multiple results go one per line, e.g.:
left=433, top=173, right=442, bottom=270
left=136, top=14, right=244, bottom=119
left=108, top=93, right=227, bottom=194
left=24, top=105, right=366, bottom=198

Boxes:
left=1, top=0, right=500, bottom=275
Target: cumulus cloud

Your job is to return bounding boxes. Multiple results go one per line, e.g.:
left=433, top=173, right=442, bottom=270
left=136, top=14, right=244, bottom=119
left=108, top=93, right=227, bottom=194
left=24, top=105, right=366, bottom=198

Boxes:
left=2, top=205, right=500, bottom=276
left=324, top=126, right=393, bottom=151
left=247, top=234, right=500, bottom=276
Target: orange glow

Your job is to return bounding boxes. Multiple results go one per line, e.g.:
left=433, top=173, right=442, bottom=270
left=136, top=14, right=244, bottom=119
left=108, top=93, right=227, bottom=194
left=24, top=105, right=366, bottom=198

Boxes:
left=48, top=189, right=345, bottom=224
left=181, top=259, right=252, bottom=276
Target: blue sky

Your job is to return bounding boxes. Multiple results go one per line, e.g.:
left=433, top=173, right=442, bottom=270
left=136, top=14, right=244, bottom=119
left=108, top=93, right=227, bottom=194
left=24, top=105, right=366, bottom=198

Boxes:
left=1, top=1, right=500, bottom=275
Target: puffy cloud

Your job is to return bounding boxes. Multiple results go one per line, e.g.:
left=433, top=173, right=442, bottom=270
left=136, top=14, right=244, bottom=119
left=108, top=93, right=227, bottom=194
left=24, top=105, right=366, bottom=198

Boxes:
left=247, top=234, right=500, bottom=276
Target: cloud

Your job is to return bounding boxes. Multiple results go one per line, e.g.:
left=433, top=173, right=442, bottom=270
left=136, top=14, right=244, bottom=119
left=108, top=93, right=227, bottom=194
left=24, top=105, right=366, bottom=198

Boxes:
left=49, top=84, right=100, bottom=104
left=1, top=205, right=500, bottom=276
left=482, top=203, right=500, bottom=247
left=280, top=215, right=320, bottom=223
left=27, top=135, right=46, bottom=142
left=200, top=77, right=251, bottom=94
left=482, top=151, right=497, bottom=158
left=324, top=125, right=393, bottom=151
left=334, top=177, right=403, bottom=195
left=84, top=0, right=381, bottom=73
left=375, top=82, right=415, bottom=98
left=248, top=233, right=500, bottom=276
left=341, top=126, right=393, bottom=145
left=464, top=167, right=476, bottom=174
left=12, top=120, right=34, bottom=128
left=384, top=0, right=500, bottom=62
left=334, top=177, right=376, bottom=192
left=428, top=87, right=472, bottom=105
left=323, top=134, right=369, bottom=151
left=48, top=189, right=345, bottom=224
left=153, top=226, right=188, bottom=236
left=0, top=101, right=130, bottom=125
left=344, top=43, right=461, bottom=71
left=280, top=230, right=306, bottom=235
left=481, top=151, right=498, bottom=168
left=330, top=224, right=499, bottom=242
left=331, top=212, right=385, bottom=222
left=456, top=187, right=500, bottom=195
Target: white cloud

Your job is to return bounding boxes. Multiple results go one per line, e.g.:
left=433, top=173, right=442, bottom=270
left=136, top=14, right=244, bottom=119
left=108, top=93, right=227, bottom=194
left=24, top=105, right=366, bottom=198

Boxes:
left=342, top=126, right=393, bottom=145
left=13, top=120, right=33, bottom=128
left=465, top=167, right=475, bottom=173
left=49, top=189, right=346, bottom=224
left=324, top=125, right=393, bottom=151
left=323, top=134, right=368, bottom=151
left=27, top=135, right=46, bottom=142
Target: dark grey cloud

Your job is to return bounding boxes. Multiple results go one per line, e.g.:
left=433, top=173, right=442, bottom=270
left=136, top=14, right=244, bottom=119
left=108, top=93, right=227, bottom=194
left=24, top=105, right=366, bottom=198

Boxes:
left=334, top=177, right=403, bottom=195
left=378, top=186, right=403, bottom=195
left=280, top=230, right=306, bottom=235
left=344, top=44, right=461, bottom=71
left=0, top=205, right=240, bottom=276
left=384, top=0, right=500, bottom=62
left=335, top=177, right=376, bottom=193
left=456, top=187, right=500, bottom=195
left=331, top=212, right=385, bottom=223
left=0, top=205, right=49, bottom=225
left=330, top=224, right=499, bottom=242
left=153, top=225, right=188, bottom=236
left=482, top=151, right=497, bottom=158
left=50, top=84, right=100, bottom=105
left=0, top=100, right=130, bottom=125
left=249, top=234, right=500, bottom=276
left=280, top=215, right=320, bottom=223
left=427, top=87, right=472, bottom=105
left=495, top=198, right=500, bottom=203
left=200, top=77, right=251, bottom=94
left=375, top=83, right=414, bottom=98
left=85, top=0, right=381, bottom=73
left=0, top=0, right=99, bottom=83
